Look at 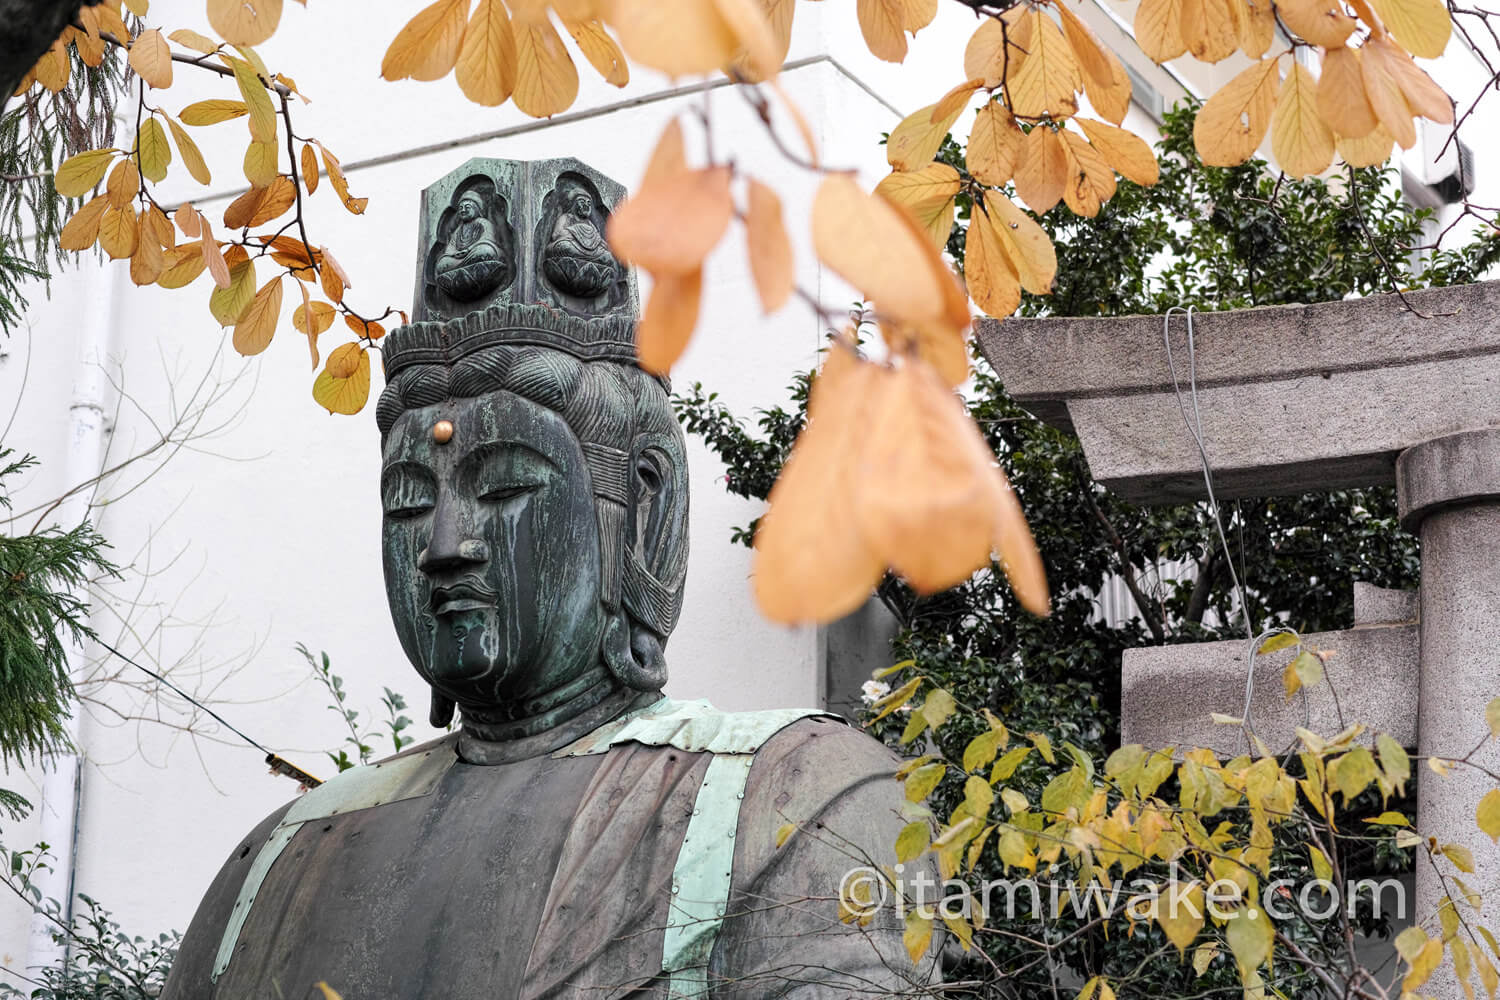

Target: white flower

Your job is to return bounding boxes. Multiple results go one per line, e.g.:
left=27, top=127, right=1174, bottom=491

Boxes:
left=860, top=680, right=891, bottom=705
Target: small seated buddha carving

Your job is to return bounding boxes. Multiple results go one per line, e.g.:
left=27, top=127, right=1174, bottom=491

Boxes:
left=542, top=180, right=619, bottom=299
left=434, top=189, right=508, bottom=301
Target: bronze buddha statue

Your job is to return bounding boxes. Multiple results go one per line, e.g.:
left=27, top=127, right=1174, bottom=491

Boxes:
left=161, top=158, right=938, bottom=1000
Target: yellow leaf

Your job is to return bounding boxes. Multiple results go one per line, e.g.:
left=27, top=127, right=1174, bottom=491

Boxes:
left=903, top=910, right=934, bottom=962
left=1240, top=0, right=1275, bottom=56
left=1476, top=789, right=1500, bottom=843
left=1225, top=900, right=1273, bottom=972
left=1060, top=129, right=1116, bottom=217
left=232, top=274, right=283, bottom=356
left=229, top=58, right=277, bottom=144
left=1181, top=0, right=1242, bottom=62
left=321, top=245, right=348, bottom=301
left=1276, top=0, right=1356, bottom=46
left=965, top=196, right=1020, bottom=319
left=635, top=267, right=702, bottom=374
left=1318, top=46, right=1379, bottom=139
left=456, top=0, right=519, bottom=105
left=1488, top=697, right=1500, bottom=739
left=1136, top=0, right=1187, bottom=62
left=168, top=29, right=219, bottom=54
left=967, top=104, right=1024, bottom=189
left=744, top=178, right=793, bottom=313
left=963, top=11, right=1030, bottom=88
left=608, top=167, right=731, bottom=275
left=1442, top=842, right=1477, bottom=873
left=752, top=346, right=885, bottom=624
left=1404, top=936, right=1445, bottom=991
left=179, top=99, right=248, bottom=126
left=300, top=143, right=318, bottom=193
left=225, top=175, right=296, bottom=229
left=874, top=162, right=960, bottom=250
left=210, top=258, right=257, bottom=324
left=105, top=158, right=138, bottom=209
left=933, top=77, right=984, bottom=123
left=208, top=0, right=282, bottom=45
left=312, top=344, right=372, bottom=415
left=54, top=148, right=116, bottom=198
left=1076, top=118, right=1159, bottom=185
left=1057, top=2, right=1131, bottom=124
left=98, top=204, right=138, bottom=259
left=317, top=143, right=367, bottom=215
left=1368, top=0, right=1452, bottom=57
left=1014, top=125, right=1069, bottom=215
left=709, top=0, right=781, bottom=81
left=1337, top=124, right=1394, bottom=166
left=887, top=100, right=964, bottom=171
left=137, top=117, right=172, bottom=183
left=858, top=0, right=911, bottom=62
left=293, top=299, right=336, bottom=336
left=1308, top=844, right=1333, bottom=881
left=382, top=0, right=468, bottom=82
left=1155, top=882, right=1205, bottom=953
left=564, top=18, right=628, bottom=86
left=513, top=17, right=579, bottom=117
left=34, top=39, right=70, bottom=93
left=730, top=0, right=795, bottom=81
left=775, top=822, right=796, bottom=847
left=128, top=28, right=172, bottom=88
left=157, top=243, right=208, bottom=288
left=59, top=196, right=109, bottom=251
left=1194, top=56, right=1281, bottom=166
left=166, top=118, right=210, bottom=184
left=854, top=362, right=1016, bottom=593
left=611, top=0, right=739, bottom=77
left=314, top=983, right=342, bottom=1000
left=1010, top=12, right=1081, bottom=120
left=810, top=173, right=968, bottom=334
left=896, top=820, right=931, bottom=861
left=243, top=140, right=279, bottom=188
left=905, top=761, right=947, bottom=801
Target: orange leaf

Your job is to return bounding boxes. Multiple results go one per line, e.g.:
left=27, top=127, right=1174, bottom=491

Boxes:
left=745, top=178, right=794, bottom=313
left=1181, top=0, right=1242, bottom=62
left=1369, top=35, right=1452, bottom=124
left=1241, top=0, right=1275, bottom=56
left=984, top=191, right=1057, bottom=296
left=964, top=198, right=1021, bottom=319
left=967, top=102, right=1024, bottom=186
left=105, top=158, right=139, bottom=209
left=513, top=16, right=579, bottom=117
left=321, top=246, right=349, bottom=301
left=887, top=100, right=965, bottom=171
left=1013, top=125, right=1068, bottom=215
left=1194, top=55, right=1281, bottom=166
left=208, top=0, right=282, bottom=45
left=1317, top=46, right=1379, bottom=139
left=811, top=173, right=968, bottom=334
left=642, top=118, right=688, bottom=188
left=1276, top=0, right=1356, bottom=47
left=175, top=203, right=202, bottom=238
left=933, top=77, right=984, bottom=122
left=312, top=344, right=372, bottom=415
left=1271, top=62, right=1334, bottom=177
left=1057, top=2, right=1131, bottom=124
left=345, top=314, right=387, bottom=339
left=1009, top=11, right=1081, bottom=120
left=457, top=0, right=519, bottom=105
left=874, top=162, right=960, bottom=250
left=610, top=0, right=739, bottom=77
left=858, top=0, right=912, bottom=62
left=1136, top=0, right=1187, bottom=62
left=709, top=0, right=781, bottom=81
left=34, top=38, right=71, bottom=93
left=964, top=11, right=1030, bottom=88
left=60, top=196, right=110, bottom=251
left=636, top=268, right=702, bottom=374
left=300, top=142, right=319, bottom=193
left=1060, top=129, right=1117, bottom=217
left=381, top=0, right=468, bottom=81
left=1076, top=117, right=1160, bottom=185
left=730, top=0, right=794, bottom=82
left=129, top=217, right=165, bottom=285
left=607, top=167, right=732, bottom=275
left=232, top=274, right=284, bottom=355
left=128, top=28, right=172, bottom=88
left=752, top=345, right=885, bottom=623
left=142, top=204, right=174, bottom=248
left=98, top=204, right=138, bottom=259
left=200, top=219, right=231, bottom=289
left=565, top=18, right=628, bottom=86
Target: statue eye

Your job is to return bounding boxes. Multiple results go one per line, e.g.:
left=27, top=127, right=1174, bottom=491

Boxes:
left=382, top=473, right=435, bottom=520
left=478, top=483, right=541, bottom=503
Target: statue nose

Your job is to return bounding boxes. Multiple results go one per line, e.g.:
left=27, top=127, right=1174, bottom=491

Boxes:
left=418, top=538, right=490, bottom=574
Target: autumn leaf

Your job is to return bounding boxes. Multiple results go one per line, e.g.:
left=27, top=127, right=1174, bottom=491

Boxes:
left=752, top=345, right=884, bottom=623
left=166, top=118, right=210, bottom=184
left=129, top=221, right=165, bottom=285
left=243, top=140, right=279, bottom=188
left=608, top=167, right=732, bottom=275
left=1076, top=118, right=1159, bottom=185
left=1060, top=129, right=1116, bottom=217
left=1277, top=0, right=1356, bottom=47
left=157, top=244, right=208, bottom=289
left=1337, top=125, right=1395, bottom=166
left=54, top=148, right=116, bottom=198
left=565, top=18, right=629, bottom=86
left=1241, top=0, right=1275, bottom=56
left=1181, top=0, right=1241, bottom=63
left=59, top=196, right=109, bottom=251
left=887, top=101, right=964, bottom=171
left=1194, top=55, right=1281, bottom=166
left=875, top=162, right=960, bottom=250
left=224, top=175, right=297, bottom=229
left=233, top=275, right=284, bottom=355
left=1135, top=0, right=1187, bottom=62
left=168, top=29, right=219, bottom=54
left=858, top=0, right=916, bottom=62
left=98, top=204, right=138, bottom=259
left=1271, top=63, right=1334, bottom=178
left=229, top=58, right=277, bottom=145
left=318, top=143, right=368, bottom=214
left=137, top=117, right=172, bottom=183
left=312, top=343, right=372, bottom=415
left=453, top=0, right=519, bottom=105
left=513, top=17, right=580, bottom=117
left=382, top=0, right=469, bottom=82
left=1013, top=125, right=1068, bottom=215
left=964, top=12, right=1030, bottom=88
left=744, top=178, right=794, bottom=313
left=710, top=0, right=782, bottom=81
left=1009, top=11, right=1081, bottom=120
left=208, top=0, right=282, bottom=46
left=1056, top=2, right=1131, bottom=124
left=210, top=259, right=257, bottom=325
left=636, top=268, right=703, bottom=374
left=128, top=28, right=172, bottom=88
left=611, top=0, right=765, bottom=78
left=964, top=196, right=1021, bottom=319
left=1317, top=46, right=1379, bottom=140
left=811, top=173, right=968, bottom=334
left=105, top=158, right=139, bottom=209
left=967, top=103, right=1024, bottom=187
left=985, top=190, right=1057, bottom=296
left=1368, top=0, right=1452, bottom=59
left=179, top=99, right=248, bottom=126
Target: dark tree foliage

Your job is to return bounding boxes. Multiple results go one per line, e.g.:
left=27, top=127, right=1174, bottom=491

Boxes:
left=675, top=101, right=1493, bottom=996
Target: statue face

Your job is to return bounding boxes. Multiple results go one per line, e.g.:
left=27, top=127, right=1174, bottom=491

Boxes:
left=458, top=196, right=480, bottom=221
left=381, top=390, right=607, bottom=712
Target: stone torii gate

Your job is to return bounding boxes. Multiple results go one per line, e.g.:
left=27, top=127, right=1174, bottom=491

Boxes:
left=977, top=279, right=1500, bottom=997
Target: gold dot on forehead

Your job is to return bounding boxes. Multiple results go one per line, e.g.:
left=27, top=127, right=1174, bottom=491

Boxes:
left=432, top=420, right=454, bottom=444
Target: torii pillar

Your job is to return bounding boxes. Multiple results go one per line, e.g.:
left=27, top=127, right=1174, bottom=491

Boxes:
left=978, top=280, right=1500, bottom=999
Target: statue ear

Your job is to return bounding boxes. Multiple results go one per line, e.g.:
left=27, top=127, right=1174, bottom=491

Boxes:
left=627, top=445, right=689, bottom=613
left=430, top=690, right=456, bottom=728
left=600, top=612, right=667, bottom=692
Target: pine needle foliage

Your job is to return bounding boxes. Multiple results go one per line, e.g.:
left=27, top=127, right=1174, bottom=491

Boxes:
left=0, top=450, right=116, bottom=769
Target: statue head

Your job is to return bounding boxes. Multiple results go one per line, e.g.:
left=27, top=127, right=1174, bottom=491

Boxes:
left=380, top=159, right=687, bottom=748
left=457, top=190, right=484, bottom=222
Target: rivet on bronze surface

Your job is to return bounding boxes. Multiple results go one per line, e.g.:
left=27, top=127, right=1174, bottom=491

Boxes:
left=433, top=419, right=455, bottom=444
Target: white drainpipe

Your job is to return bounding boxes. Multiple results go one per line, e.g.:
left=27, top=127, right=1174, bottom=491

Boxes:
left=25, top=262, right=116, bottom=975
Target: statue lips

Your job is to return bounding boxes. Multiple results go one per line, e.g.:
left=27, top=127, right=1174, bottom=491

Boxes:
left=429, top=581, right=499, bottom=618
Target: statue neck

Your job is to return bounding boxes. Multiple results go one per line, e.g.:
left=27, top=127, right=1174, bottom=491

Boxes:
left=454, top=667, right=658, bottom=765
